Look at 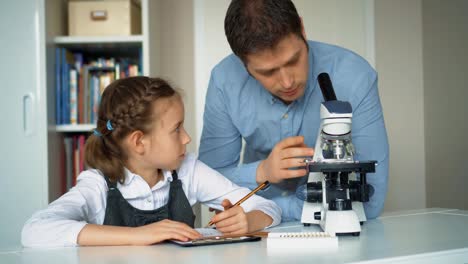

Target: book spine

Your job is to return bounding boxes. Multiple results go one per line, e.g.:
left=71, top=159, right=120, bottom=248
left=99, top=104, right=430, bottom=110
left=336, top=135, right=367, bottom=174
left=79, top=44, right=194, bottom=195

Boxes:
left=83, top=66, right=89, bottom=124
left=78, top=68, right=84, bottom=124
left=63, top=137, right=73, bottom=191
left=79, top=135, right=85, bottom=172
left=69, top=69, right=78, bottom=125
left=55, top=48, right=62, bottom=125
left=73, top=136, right=79, bottom=187
left=61, top=48, right=69, bottom=124
left=91, top=75, right=100, bottom=124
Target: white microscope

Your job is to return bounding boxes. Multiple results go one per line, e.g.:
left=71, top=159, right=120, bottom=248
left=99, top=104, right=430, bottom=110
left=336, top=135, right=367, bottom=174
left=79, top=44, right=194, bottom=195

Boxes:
left=298, top=73, right=376, bottom=236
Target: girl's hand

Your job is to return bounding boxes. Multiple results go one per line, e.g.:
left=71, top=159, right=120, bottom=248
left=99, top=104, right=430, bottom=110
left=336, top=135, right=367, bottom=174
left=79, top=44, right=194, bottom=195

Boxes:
left=210, top=199, right=249, bottom=235
left=131, top=219, right=201, bottom=245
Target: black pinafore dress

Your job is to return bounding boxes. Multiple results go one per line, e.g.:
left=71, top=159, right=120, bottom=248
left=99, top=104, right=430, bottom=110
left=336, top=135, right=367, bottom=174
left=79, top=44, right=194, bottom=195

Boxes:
left=102, top=170, right=195, bottom=227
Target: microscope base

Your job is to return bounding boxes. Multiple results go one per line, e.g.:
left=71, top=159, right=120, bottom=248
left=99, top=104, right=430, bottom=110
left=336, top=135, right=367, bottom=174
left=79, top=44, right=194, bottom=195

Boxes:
left=352, top=201, right=367, bottom=222
left=321, top=210, right=361, bottom=235
left=301, top=202, right=365, bottom=236
left=301, top=202, right=321, bottom=225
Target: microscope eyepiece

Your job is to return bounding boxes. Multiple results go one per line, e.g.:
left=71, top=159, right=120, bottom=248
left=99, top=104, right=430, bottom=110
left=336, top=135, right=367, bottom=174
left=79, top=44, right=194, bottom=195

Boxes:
left=318, top=72, right=337, bottom=101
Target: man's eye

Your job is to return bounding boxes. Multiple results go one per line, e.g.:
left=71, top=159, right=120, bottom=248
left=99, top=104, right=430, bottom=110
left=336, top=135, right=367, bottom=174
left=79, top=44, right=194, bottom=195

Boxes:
left=286, top=58, right=298, bottom=67
left=261, top=70, right=275, bottom=77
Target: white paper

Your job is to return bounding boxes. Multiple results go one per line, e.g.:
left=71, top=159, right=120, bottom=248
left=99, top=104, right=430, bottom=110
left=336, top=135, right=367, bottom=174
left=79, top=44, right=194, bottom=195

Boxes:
left=195, top=228, right=223, bottom=237
left=169, top=228, right=224, bottom=245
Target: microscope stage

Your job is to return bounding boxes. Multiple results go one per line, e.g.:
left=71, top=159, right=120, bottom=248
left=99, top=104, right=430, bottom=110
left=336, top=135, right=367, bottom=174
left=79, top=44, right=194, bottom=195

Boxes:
left=307, top=161, right=376, bottom=173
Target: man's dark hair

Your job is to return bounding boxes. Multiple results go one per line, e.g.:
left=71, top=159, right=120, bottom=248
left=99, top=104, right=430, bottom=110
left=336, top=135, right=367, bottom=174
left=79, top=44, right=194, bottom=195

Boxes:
left=224, top=0, right=306, bottom=62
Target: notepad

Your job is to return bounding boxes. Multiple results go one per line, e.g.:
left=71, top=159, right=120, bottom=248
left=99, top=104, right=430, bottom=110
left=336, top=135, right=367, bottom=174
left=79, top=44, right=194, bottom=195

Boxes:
left=267, top=232, right=338, bottom=252
left=170, top=228, right=261, bottom=247
left=196, top=227, right=223, bottom=237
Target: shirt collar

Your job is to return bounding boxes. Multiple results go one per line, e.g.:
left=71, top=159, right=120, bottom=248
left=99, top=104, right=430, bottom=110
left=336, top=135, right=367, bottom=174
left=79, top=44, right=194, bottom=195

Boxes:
left=270, top=95, right=278, bottom=105
left=123, top=168, right=173, bottom=186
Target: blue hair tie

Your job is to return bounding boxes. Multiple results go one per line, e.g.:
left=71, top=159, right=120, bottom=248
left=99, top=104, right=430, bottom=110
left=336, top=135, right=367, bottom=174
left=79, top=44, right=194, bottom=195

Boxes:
left=93, top=129, right=102, bottom=137
left=106, top=120, right=114, bottom=131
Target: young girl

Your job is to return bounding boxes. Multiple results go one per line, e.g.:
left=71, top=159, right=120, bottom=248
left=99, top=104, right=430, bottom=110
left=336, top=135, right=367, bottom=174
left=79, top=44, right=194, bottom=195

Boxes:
left=22, top=77, right=281, bottom=247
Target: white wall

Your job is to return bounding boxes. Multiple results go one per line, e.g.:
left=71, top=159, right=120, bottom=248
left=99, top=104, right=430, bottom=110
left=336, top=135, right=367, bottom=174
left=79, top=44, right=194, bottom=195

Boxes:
left=157, top=0, right=197, bottom=153
left=374, top=0, right=426, bottom=212
left=193, top=0, right=231, bottom=153
left=423, top=0, right=468, bottom=210
left=294, top=0, right=374, bottom=65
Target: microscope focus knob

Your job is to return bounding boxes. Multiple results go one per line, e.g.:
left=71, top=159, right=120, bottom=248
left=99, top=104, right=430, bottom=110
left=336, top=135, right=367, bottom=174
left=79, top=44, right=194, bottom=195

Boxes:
left=296, top=182, right=323, bottom=203
left=314, top=211, right=321, bottom=220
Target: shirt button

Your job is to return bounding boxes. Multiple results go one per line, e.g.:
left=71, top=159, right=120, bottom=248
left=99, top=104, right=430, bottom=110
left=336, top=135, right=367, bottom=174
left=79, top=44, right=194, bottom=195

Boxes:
left=283, top=113, right=289, bottom=119
left=146, top=197, right=152, bottom=203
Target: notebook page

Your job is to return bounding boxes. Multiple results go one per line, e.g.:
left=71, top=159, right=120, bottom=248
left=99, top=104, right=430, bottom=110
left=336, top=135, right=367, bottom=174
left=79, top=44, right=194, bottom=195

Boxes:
left=195, top=228, right=223, bottom=237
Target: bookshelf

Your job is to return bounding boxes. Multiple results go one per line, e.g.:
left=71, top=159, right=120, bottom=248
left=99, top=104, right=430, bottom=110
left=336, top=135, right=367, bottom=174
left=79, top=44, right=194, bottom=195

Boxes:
left=1, top=0, right=204, bottom=246
left=55, top=124, right=96, bottom=132
left=54, top=35, right=145, bottom=44
left=45, top=0, right=162, bottom=200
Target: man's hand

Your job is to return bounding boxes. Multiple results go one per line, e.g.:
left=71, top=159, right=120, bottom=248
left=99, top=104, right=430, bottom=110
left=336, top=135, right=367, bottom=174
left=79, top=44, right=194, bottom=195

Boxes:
left=256, top=136, right=314, bottom=183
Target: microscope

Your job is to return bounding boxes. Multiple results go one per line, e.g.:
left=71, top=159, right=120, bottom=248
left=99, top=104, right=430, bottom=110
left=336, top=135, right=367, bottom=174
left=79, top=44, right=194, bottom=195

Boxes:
left=298, top=73, right=376, bottom=236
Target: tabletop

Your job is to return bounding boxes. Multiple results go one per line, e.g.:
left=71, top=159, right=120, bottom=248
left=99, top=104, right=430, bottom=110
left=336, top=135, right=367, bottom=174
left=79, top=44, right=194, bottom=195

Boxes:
left=1, top=208, right=467, bottom=264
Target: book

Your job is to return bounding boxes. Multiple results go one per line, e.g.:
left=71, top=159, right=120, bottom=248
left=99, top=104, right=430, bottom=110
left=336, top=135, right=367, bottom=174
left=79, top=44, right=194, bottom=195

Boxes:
left=61, top=48, right=75, bottom=124
left=78, top=67, right=84, bottom=124
left=63, top=137, right=73, bottom=190
left=69, top=69, right=78, bottom=124
left=267, top=232, right=338, bottom=252
left=55, top=48, right=62, bottom=124
left=78, top=135, right=85, bottom=173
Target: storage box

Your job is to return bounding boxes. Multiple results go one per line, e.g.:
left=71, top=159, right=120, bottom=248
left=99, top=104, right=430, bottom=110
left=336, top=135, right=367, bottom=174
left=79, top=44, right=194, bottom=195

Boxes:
left=68, top=0, right=141, bottom=36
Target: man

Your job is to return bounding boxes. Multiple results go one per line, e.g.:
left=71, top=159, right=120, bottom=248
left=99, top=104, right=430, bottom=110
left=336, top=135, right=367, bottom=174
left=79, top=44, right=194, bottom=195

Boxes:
left=199, top=0, right=389, bottom=222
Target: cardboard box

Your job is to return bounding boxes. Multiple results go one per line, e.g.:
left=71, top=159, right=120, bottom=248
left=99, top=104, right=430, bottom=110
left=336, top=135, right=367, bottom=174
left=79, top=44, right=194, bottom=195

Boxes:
left=68, top=0, right=141, bottom=36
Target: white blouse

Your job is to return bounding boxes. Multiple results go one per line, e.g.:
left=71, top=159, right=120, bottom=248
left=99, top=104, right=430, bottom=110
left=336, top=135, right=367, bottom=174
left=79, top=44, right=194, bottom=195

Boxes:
left=21, top=153, right=281, bottom=248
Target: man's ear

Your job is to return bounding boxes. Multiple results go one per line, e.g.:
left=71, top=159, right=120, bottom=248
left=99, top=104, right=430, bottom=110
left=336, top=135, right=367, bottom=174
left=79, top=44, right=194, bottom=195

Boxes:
left=300, top=17, right=307, bottom=40
left=126, top=130, right=146, bottom=155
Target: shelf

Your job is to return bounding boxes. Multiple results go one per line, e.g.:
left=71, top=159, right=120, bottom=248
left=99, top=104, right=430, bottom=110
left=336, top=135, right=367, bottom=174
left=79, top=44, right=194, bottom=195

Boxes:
left=53, top=35, right=144, bottom=55
left=55, top=124, right=95, bottom=133
left=54, top=35, right=144, bottom=45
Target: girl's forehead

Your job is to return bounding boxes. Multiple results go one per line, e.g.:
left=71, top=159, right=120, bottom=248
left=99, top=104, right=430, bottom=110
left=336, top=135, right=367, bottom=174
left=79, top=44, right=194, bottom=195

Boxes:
left=153, top=95, right=182, bottom=114
left=152, top=96, right=184, bottom=127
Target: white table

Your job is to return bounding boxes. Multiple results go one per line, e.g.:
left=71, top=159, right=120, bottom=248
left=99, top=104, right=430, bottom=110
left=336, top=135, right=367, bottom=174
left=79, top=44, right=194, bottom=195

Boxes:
left=1, top=208, right=467, bottom=264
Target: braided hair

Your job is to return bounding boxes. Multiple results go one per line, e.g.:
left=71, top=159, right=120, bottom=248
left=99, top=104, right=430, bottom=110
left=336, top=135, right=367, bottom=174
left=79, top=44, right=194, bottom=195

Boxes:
left=84, top=76, right=179, bottom=183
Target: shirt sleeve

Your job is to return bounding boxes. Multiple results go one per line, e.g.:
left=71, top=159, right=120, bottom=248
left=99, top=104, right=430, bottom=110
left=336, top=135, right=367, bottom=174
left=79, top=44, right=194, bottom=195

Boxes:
left=191, top=159, right=282, bottom=228
left=199, top=71, right=260, bottom=190
left=21, top=171, right=108, bottom=248
left=351, top=71, right=389, bottom=219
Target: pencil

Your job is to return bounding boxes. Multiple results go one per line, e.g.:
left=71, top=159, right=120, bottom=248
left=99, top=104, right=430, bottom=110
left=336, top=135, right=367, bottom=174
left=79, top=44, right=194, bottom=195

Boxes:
left=206, top=181, right=270, bottom=227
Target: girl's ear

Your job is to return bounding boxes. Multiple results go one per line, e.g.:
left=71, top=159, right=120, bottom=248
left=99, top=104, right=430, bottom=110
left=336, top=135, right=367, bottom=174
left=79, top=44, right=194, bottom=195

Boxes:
left=126, top=130, right=146, bottom=155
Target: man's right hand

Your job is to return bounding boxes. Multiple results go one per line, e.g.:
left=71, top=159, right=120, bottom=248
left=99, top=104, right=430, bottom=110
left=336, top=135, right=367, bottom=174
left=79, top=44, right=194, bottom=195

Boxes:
left=256, top=136, right=314, bottom=183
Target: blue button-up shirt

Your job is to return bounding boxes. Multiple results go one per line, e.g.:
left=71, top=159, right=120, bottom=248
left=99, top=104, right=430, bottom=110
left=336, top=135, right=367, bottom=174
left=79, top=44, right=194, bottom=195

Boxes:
left=199, top=40, right=389, bottom=221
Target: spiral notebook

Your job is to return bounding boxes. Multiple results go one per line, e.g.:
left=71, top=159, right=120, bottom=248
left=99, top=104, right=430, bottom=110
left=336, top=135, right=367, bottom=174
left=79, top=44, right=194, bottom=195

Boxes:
left=267, top=232, right=338, bottom=252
